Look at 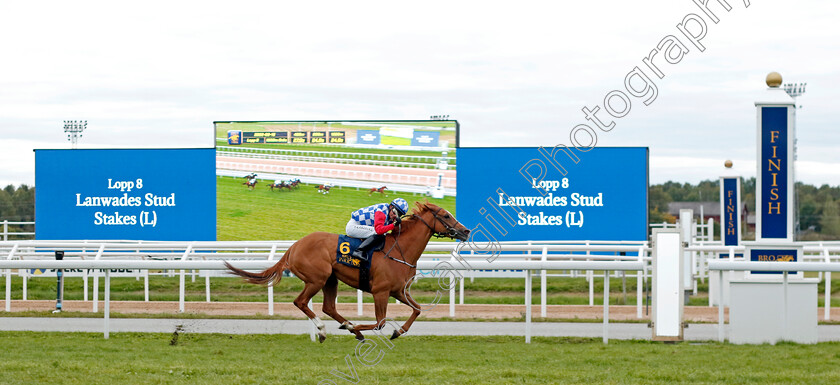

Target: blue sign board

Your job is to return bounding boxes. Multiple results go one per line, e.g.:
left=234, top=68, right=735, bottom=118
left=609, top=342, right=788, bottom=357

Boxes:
left=411, top=131, right=440, bottom=147
left=722, top=177, right=739, bottom=246
left=750, top=248, right=797, bottom=275
left=356, top=130, right=381, bottom=145
left=35, top=148, right=216, bottom=241
left=760, top=107, right=789, bottom=239
left=456, top=147, right=648, bottom=241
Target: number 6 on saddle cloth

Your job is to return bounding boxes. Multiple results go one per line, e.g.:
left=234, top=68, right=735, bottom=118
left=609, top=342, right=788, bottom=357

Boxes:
left=335, top=235, right=384, bottom=292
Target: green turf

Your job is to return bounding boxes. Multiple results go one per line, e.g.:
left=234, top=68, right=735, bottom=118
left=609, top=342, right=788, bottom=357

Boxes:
left=1, top=332, right=840, bottom=384
left=216, top=176, right=456, bottom=240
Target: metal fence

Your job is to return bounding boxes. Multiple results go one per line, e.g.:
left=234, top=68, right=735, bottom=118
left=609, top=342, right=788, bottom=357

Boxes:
left=0, top=239, right=647, bottom=342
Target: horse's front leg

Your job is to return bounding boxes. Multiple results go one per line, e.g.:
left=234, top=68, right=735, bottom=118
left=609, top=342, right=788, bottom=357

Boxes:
left=390, top=291, right=421, bottom=340
left=348, top=290, right=391, bottom=340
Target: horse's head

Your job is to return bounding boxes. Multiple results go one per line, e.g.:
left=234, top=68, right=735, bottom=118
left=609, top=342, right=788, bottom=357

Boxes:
left=411, top=202, right=470, bottom=241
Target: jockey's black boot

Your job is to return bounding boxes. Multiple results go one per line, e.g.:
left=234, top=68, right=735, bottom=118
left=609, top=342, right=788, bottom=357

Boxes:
left=352, top=234, right=384, bottom=260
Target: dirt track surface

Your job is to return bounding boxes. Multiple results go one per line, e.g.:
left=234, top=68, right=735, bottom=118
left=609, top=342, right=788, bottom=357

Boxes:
left=217, top=156, right=457, bottom=188
left=5, top=300, right=746, bottom=322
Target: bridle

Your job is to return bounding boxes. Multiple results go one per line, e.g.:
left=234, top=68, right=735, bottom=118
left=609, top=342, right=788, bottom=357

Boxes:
left=380, top=207, right=462, bottom=269
left=412, top=207, right=463, bottom=239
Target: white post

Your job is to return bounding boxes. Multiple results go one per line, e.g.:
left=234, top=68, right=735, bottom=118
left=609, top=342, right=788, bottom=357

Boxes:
left=83, top=269, right=89, bottom=302
left=541, top=246, right=548, bottom=318
left=525, top=269, right=532, bottom=343
left=93, top=271, right=99, bottom=312
left=603, top=270, right=610, bottom=344
left=449, top=275, right=455, bottom=317
left=4, top=269, right=10, bottom=312
left=205, top=274, right=211, bottom=303
left=179, top=270, right=185, bottom=313
left=637, top=246, right=644, bottom=318
left=267, top=244, right=277, bottom=315
left=92, top=245, right=104, bottom=312
left=459, top=275, right=464, bottom=305
left=143, top=270, right=149, bottom=302
left=357, top=290, right=363, bottom=316
left=587, top=241, right=594, bottom=306
left=21, top=271, right=26, bottom=301
left=783, top=271, right=789, bottom=340
left=2, top=242, right=14, bottom=311
left=179, top=244, right=193, bottom=313
left=268, top=285, right=274, bottom=316
left=825, top=248, right=832, bottom=321
left=104, top=269, right=110, bottom=339
left=718, top=269, right=724, bottom=342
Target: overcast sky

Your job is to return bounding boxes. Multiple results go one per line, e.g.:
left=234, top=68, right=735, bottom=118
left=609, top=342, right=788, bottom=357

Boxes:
left=2, top=0, right=839, bottom=188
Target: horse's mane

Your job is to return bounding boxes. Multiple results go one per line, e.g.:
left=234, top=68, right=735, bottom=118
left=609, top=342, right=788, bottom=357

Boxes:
left=390, top=201, right=441, bottom=235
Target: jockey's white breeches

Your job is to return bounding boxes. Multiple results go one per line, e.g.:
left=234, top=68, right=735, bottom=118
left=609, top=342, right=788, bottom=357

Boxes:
left=345, top=220, right=376, bottom=238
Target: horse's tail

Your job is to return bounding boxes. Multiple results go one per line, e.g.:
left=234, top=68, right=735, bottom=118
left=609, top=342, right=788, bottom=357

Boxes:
left=224, top=249, right=290, bottom=287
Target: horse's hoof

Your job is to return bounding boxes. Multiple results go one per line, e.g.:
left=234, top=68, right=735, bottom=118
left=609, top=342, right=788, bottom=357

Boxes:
left=355, top=333, right=365, bottom=341
left=338, top=323, right=346, bottom=330
left=318, top=333, right=326, bottom=343
left=390, top=330, right=400, bottom=340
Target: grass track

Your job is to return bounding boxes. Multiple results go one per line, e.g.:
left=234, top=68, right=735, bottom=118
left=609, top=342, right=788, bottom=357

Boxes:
left=2, top=332, right=840, bottom=384
left=216, top=176, right=456, bottom=240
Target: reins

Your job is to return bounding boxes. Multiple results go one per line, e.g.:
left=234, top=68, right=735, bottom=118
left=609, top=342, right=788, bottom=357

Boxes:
left=412, top=207, right=462, bottom=238
left=379, top=207, right=463, bottom=269
left=382, top=226, right=414, bottom=268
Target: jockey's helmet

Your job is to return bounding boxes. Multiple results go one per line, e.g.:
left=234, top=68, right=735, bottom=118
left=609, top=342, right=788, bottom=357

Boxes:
left=390, top=198, right=409, bottom=216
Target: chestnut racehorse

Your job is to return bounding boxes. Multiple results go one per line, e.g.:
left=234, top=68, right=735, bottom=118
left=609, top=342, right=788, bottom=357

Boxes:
left=224, top=202, right=469, bottom=342
left=368, top=186, right=388, bottom=196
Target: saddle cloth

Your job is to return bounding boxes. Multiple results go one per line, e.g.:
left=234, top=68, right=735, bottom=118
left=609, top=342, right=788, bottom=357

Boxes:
left=335, top=235, right=373, bottom=292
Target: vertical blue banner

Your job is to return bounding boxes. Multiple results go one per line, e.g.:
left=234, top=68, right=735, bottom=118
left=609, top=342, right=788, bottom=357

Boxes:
left=760, top=107, right=788, bottom=239
left=721, top=177, right=740, bottom=246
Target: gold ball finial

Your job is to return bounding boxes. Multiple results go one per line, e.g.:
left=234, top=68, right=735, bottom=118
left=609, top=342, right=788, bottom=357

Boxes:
left=724, top=160, right=733, bottom=168
left=766, top=72, right=782, bottom=88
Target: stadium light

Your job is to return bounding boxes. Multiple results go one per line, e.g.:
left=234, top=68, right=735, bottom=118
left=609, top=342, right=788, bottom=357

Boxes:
left=782, top=82, right=807, bottom=106
left=64, top=120, right=87, bottom=148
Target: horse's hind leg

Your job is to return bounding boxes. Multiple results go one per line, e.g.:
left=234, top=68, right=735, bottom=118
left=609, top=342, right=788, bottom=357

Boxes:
left=294, top=282, right=328, bottom=343
left=321, top=275, right=355, bottom=333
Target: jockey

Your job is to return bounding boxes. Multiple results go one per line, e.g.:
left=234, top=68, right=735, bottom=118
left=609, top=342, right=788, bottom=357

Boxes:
left=246, top=173, right=257, bottom=184
left=346, top=198, right=409, bottom=260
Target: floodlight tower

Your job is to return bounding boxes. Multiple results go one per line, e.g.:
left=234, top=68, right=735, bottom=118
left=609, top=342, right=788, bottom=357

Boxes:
left=64, top=120, right=86, bottom=149
left=782, top=82, right=807, bottom=105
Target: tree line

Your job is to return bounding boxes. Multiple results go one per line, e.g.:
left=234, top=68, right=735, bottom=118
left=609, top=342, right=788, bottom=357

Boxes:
left=3, top=180, right=840, bottom=239
left=0, top=184, right=34, bottom=222
left=651, top=178, right=840, bottom=240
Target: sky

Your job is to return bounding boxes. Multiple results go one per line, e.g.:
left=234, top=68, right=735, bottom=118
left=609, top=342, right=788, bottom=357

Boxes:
left=2, top=0, right=839, bottom=188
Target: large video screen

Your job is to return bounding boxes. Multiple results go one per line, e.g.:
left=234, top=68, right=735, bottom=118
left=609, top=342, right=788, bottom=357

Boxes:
left=213, top=120, right=458, bottom=240
left=35, top=148, right=216, bottom=240
left=456, top=147, right=648, bottom=242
